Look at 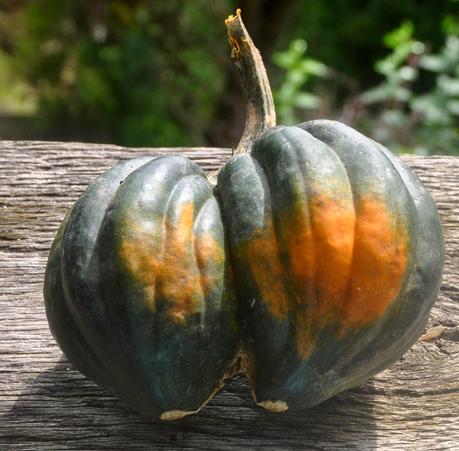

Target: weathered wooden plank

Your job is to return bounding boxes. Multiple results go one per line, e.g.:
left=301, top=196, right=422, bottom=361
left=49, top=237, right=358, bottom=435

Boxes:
left=0, top=141, right=458, bottom=450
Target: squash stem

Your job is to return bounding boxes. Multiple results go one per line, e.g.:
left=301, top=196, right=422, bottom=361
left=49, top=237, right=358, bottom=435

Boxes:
left=225, top=9, right=276, bottom=154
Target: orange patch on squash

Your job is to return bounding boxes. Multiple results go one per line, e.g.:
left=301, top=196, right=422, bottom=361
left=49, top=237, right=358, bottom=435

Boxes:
left=119, top=222, right=160, bottom=312
left=240, top=190, right=408, bottom=359
left=241, top=192, right=355, bottom=359
left=285, top=193, right=355, bottom=358
left=339, top=194, right=409, bottom=332
left=195, top=231, right=225, bottom=295
left=286, top=194, right=356, bottom=313
left=157, top=202, right=201, bottom=323
left=311, top=194, right=356, bottom=310
left=244, top=229, right=290, bottom=319
left=119, top=201, right=224, bottom=323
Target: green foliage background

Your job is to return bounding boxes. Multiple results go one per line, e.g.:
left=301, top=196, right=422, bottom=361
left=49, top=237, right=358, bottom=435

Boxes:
left=0, top=0, right=458, bottom=154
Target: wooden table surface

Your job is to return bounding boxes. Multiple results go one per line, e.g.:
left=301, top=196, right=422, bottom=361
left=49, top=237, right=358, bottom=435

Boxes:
left=1, top=141, right=458, bottom=450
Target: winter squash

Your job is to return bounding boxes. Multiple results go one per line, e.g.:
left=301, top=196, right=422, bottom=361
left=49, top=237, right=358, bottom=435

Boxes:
left=44, top=9, right=444, bottom=419
left=218, top=119, right=444, bottom=410
left=44, top=156, right=241, bottom=420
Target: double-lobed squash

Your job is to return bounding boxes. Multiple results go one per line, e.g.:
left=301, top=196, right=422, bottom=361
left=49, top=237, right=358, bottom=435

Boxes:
left=44, top=10, right=444, bottom=420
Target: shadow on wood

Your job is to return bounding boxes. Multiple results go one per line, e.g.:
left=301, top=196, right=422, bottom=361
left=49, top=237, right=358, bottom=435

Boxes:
left=1, top=356, right=377, bottom=449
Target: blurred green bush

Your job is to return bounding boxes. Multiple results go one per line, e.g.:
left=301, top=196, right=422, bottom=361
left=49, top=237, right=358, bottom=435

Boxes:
left=0, top=0, right=458, bottom=154
left=0, top=0, right=228, bottom=146
left=274, top=16, right=459, bottom=155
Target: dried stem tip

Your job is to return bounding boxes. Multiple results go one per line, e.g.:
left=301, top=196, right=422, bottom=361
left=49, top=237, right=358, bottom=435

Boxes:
left=225, top=9, right=276, bottom=154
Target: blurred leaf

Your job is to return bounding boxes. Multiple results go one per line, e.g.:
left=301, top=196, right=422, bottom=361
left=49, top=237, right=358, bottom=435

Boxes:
left=299, top=59, right=327, bottom=76
left=294, top=92, right=320, bottom=109
left=447, top=99, right=459, bottom=115
left=361, top=85, right=393, bottom=104
left=420, top=55, right=448, bottom=72
left=442, top=14, right=459, bottom=35
left=399, top=66, right=417, bottom=81
left=273, top=38, right=327, bottom=124
left=383, top=21, right=414, bottom=48
left=438, top=75, right=459, bottom=95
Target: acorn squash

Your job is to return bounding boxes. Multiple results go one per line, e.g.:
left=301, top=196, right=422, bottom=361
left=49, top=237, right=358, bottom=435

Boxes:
left=44, top=9, right=444, bottom=419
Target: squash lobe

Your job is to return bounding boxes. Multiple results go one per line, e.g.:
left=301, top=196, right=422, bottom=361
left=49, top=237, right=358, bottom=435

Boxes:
left=45, top=156, right=240, bottom=418
left=218, top=121, right=443, bottom=410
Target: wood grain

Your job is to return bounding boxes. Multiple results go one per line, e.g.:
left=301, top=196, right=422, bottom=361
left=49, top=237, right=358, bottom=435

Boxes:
left=0, top=141, right=458, bottom=450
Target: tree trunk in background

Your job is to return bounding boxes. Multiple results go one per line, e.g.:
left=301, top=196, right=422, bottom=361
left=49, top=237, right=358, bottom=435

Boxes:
left=205, top=0, right=298, bottom=148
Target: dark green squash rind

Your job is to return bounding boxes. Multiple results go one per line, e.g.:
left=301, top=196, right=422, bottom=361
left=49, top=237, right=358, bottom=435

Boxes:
left=44, top=210, right=110, bottom=388
left=45, top=155, right=240, bottom=418
left=45, top=123, right=443, bottom=416
left=46, top=157, right=155, bottom=408
left=96, top=156, right=240, bottom=414
left=293, top=120, right=444, bottom=405
left=218, top=122, right=442, bottom=410
left=218, top=127, right=360, bottom=405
